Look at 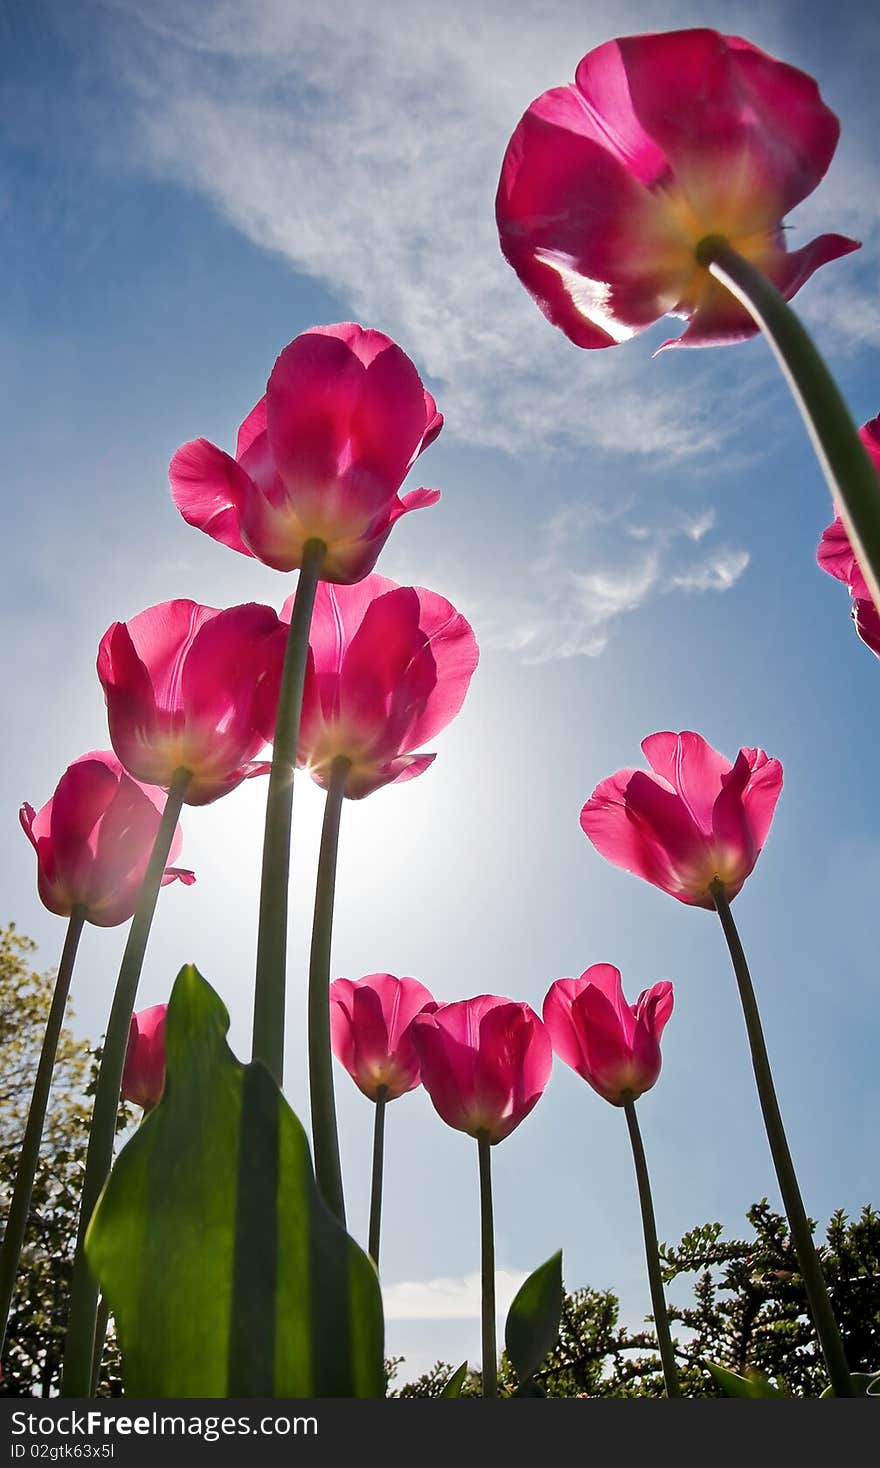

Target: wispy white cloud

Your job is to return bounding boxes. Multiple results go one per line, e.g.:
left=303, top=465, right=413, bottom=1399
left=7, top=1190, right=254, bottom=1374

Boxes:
left=93, top=0, right=760, bottom=461
left=670, top=549, right=751, bottom=594
left=478, top=504, right=750, bottom=662
left=682, top=509, right=717, bottom=543
left=383, top=1269, right=527, bottom=1321
left=93, top=0, right=876, bottom=461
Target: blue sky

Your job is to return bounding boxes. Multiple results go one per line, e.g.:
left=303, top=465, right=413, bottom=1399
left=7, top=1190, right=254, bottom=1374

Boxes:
left=3, top=0, right=879, bottom=1380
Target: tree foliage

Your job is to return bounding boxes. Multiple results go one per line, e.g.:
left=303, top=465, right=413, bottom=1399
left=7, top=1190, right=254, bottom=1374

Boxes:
left=0, top=924, right=90, bottom=1151
left=0, top=922, right=123, bottom=1396
left=391, top=1202, right=880, bottom=1397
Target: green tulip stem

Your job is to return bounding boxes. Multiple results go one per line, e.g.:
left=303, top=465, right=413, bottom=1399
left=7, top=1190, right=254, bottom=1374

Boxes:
left=62, top=766, right=192, bottom=1397
left=90, top=1297, right=111, bottom=1395
left=367, top=1088, right=387, bottom=1268
left=252, top=538, right=326, bottom=1084
left=0, top=907, right=86, bottom=1352
left=622, top=1096, right=681, bottom=1398
left=307, top=755, right=350, bottom=1224
left=712, top=881, right=852, bottom=1396
left=477, top=1133, right=497, bottom=1398
left=697, top=236, right=880, bottom=615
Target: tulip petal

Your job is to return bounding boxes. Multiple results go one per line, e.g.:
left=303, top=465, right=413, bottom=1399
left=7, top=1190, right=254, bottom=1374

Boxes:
left=330, top=973, right=434, bottom=1101
left=338, top=585, right=478, bottom=758
left=738, top=749, right=784, bottom=853
left=475, top=1001, right=552, bottom=1143
left=861, top=414, right=880, bottom=473
left=390, top=486, right=442, bottom=520
left=641, top=731, right=732, bottom=833
left=178, top=603, right=284, bottom=741
left=106, top=602, right=219, bottom=715
left=408, top=1012, right=479, bottom=1135
left=266, top=331, right=365, bottom=495
left=47, top=756, right=120, bottom=881
left=162, top=866, right=196, bottom=887
left=295, top=576, right=400, bottom=686
left=97, top=620, right=160, bottom=771
left=351, top=337, right=434, bottom=493
left=169, top=439, right=255, bottom=557
left=854, top=597, right=880, bottom=657
left=400, top=590, right=480, bottom=751
left=342, top=753, right=436, bottom=800
left=267, top=326, right=431, bottom=527
left=664, top=232, right=860, bottom=349
left=236, top=397, right=268, bottom=458
left=581, top=767, right=706, bottom=900
left=292, top=574, right=476, bottom=798
left=542, top=979, right=588, bottom=1077
left=418, top=394, right=444, bottom=455
left=497, top=85, right=685, bottom=349
left=19, top=802, right=37, bottom=851
left=614, top=29, right=841, bottom=224
left=21, top=752, right=193, bottom=926
left=818, top=514, right=863, bottom=591
left=338, top=588, right=430, bottom=745
left=580, top=963, right=637, bottom=1044
left=570, top=983, right=634, bottom=1102
left=100, top=600, right=284, bottom=803
left=410, top=996, right=549, bottom=1143
left=635, top=980, right=674, bottom=1040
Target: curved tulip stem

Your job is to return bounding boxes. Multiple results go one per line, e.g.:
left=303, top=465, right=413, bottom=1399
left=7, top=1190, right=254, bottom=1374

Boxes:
left=368, top=1088, right=387, bottom=1267
left=697, top=237, right=880, bottom=616
left=477, top=1134, right=497, bottom=1398
left=622, top=1097, right=681, bottom=1398
left=712, top=882, right=852, bottom=1396
left=307, top=755, right=350, bottom=1224
left=90, top=1297, right=110, bottom=1395
left=253, top=537, right=326, bottom=1084
left=0, top=908, right=86, bottom=1352
left=62, top=767, right=192, bottom=1397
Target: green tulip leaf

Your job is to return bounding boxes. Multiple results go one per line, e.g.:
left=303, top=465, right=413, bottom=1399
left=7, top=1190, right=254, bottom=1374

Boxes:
left=504, top=1249, right=563, bottom=1386
left=86, top=964, right=384, bottom=1397
left=440, top=1361, right=469, bottom=1398
left=707, top=1361, right=785, bottom=1397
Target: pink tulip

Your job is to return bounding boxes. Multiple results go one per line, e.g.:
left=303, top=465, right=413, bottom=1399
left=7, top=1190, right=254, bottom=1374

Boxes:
left=169, top=323, right=442, bottom=584
left=20, top=752, right=194, bottom=927
left=409, top=996, right=552, bottom=1144
left=286, top=573, right=479, bottom=799
left=330, top=974, right=436, bottom=1101
left=817, top=415, right=880, bottom=656
left=97, top=599, right=287, bottom=805
left=852, top=598, right=880, bottom=657
left=581, top=731, right=783, bottom=907
left=496, top=29, right=858, bottom=351
left=543, top=966, right=673, bottom=1106
left=122, top=1004, right=167, bottom=1110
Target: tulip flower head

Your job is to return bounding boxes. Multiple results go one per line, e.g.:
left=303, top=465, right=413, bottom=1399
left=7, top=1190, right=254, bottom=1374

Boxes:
left=581, top=731, right=783, bottom=907
left=288, top=573, right=479, bottom=799
left=122, top=1004, right=167, bottom=1111
left=330, top=973, right=436, bottom=1101
left=20, top=752, right=194, bottom=927
left=496, top=28, right=858, bottom=350
left=543, top=966, right=673, bottom=1106
left=409, top=996, right=552, bottom=1144
left=170, top=323, right=442, bottom=584
left=817, top=415, right=880, bottom=656
left=97, top=599, right=287, bottom=805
